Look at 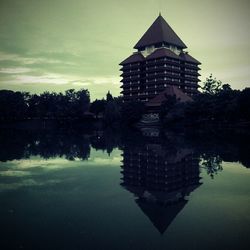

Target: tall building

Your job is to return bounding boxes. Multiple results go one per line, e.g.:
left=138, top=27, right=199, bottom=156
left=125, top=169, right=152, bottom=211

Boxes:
left=120, top=14, right=201, bottom=103
left=120, top=135, right=201, bottom=234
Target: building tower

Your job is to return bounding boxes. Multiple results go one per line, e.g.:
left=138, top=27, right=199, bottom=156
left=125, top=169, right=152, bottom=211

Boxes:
left=120, top=14, right=201, bottom=104
left=120, top=136, right=201, bottom=234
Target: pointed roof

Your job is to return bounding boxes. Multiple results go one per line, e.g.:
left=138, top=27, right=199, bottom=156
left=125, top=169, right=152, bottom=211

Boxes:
left=146, top=86, right=193, bottom=107
left=134, top=15, right=187, bottom=49
left=146, top=47, right=180, bottom=60
left=136, top=198, right=187, bottom=234
left=119, top=52, right=144, bottom=65
left=179, top=52, right=201, bottom=65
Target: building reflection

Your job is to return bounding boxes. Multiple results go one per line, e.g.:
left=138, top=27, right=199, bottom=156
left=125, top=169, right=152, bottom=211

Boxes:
left=120, top=132, right=201, bottom=234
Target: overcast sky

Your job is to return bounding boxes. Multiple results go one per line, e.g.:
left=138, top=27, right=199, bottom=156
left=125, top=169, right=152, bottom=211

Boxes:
left=0, top=0, right=249, bottom=100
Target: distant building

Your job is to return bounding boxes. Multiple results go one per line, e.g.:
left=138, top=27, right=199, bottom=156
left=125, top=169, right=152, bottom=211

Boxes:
left=120, top=14, right=201, bottom=104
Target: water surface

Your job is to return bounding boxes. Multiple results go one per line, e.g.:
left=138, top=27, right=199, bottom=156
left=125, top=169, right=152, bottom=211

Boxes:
left=0, top=129, right=249, bottom=250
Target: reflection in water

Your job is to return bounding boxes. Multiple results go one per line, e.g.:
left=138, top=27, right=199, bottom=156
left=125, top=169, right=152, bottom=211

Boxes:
left=0, top=127, right=250, bottom=249
left=0, top=127, right=249, bottom=170
left=121, top=133, right=201, bottom=233
left=0, top=129, right=121, bottom=162
left=200, top=155, right=223, bottom=179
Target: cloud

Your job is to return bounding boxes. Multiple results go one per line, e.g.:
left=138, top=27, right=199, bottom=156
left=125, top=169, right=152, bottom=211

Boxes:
left=0, top=148, right=123, bottom=191
left=5, top=74, right=70, bottom=85
left=3, top=72, right=121, bottom=87
left=0, top=179, right=62, bottom=191
left=70, top=80, right=91, bottom=86
left=70, top=76, right=121, bottom=86
left=0, top=170, right=31, bottom=177
left=0, top=67, right=32, bottom=74
left=0, top=51, right=76, bottom=66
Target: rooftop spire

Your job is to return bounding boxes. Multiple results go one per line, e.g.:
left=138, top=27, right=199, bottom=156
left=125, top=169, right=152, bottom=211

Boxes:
left=134, top=15, right=187, bottom=49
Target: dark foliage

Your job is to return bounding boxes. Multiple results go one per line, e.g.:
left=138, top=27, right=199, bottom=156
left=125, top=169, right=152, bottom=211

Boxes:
left=90, top=99, right=106, bottom=118
left=0, top=89, right=90, bottom=121
left=0, top=90, right=27, bottom=120
left=161, top=75, right=250, bottom=126
left=121, top=101, right=145, bottom=125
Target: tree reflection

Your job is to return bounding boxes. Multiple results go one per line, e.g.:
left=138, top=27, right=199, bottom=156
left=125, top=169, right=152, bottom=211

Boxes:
left=0, top=127, right=250, bottom=172
left=200, top=155, right=223, bottom=179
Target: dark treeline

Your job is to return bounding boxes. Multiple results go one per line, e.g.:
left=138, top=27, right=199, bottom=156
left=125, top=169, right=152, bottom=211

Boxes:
left=0, top=75, right=249, bottom=128
left=160, top=75, right=250, bottom=127
left=0, top=89, right=90, bottom=121
left=0, top=88, right=145, bottom=127
left=0, top=128, right=249, bottom=172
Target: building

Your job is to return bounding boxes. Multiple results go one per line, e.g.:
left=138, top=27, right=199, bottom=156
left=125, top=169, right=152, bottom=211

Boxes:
left=120, top=135, right=201, bottom=234
left=120, top=14, right=201, bottom=104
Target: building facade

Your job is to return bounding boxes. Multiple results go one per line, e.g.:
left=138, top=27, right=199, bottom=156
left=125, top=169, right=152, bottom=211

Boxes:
left=120, top=135, right=201, bottom=233
left=120, top=14, right=201, bottom=103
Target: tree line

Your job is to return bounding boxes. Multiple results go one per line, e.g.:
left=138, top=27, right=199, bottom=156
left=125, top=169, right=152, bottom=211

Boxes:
left=0, top=75, right=249, bottom=127
left=0, top=127, right=249, bottom=171
left=0, top=88, right=144, bottom=125
left=160, top=75, right=250, bottom=127
left=0, top=89, right=90, bottom=121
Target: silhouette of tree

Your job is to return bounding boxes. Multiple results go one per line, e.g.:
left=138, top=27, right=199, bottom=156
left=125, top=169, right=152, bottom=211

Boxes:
left=237, top=88, right=250, bottom=120
left=106, top=91, right=113, bottom=102
left=104, top=100, right=121, bottom=126
left=200, top=74, right=222, bottom=95
left=0, top=90, right=27, bottom=120
left=90, top=99, right=106, bottom=118
left=121, top=101, right=145, bottom=125
left=200, top=155, right=223, bottom=179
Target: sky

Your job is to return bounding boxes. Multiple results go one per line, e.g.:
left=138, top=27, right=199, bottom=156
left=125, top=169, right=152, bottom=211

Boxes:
left=0, top=0, right=249, bottom=100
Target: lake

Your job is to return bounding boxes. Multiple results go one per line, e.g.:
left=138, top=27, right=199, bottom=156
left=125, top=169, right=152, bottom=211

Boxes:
left=0, top=128, right=249, bottom=250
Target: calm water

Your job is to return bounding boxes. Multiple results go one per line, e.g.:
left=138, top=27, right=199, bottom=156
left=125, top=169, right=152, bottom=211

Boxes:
left=0, top=128, right=249, bottom=250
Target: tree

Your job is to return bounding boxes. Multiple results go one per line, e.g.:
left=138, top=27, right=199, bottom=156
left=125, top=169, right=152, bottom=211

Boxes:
left=76, top=89, right=90, bottom=116
left=237, top=88, right=250, bottom=120
left=121, top=101, right=145, bottom=125
left=159, top=94, right=177, bottom=121
left=200, top=155, right=223, bottom=179
left=104, top=100, right=121, bottom=126
left=222, top=83, right=232, bottom=92
left=90, top=99, right=106, bottom=118
left=0, top=90, right=27, bottom=120
left=200, top=74, right=222, bottom=95
left=106, top=91, right=113, bottom=102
